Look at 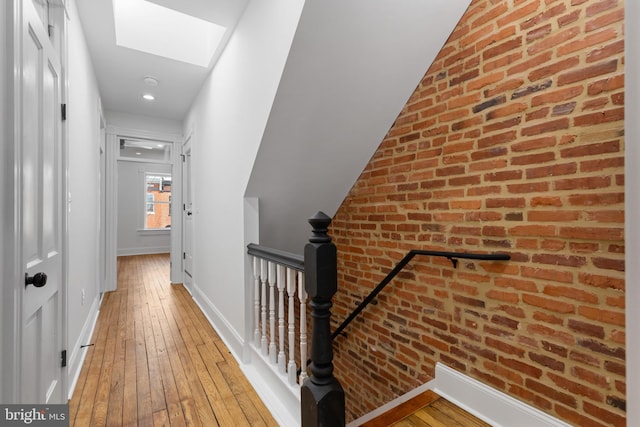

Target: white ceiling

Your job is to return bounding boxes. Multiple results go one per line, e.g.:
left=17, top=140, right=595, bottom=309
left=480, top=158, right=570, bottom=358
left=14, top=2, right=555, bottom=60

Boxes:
left=75, top=0, right=249, bottom=120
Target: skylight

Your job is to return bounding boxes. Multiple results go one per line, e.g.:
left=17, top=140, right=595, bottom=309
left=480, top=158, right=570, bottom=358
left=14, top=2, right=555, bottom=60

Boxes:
left=113, top=0, right=226, bottom=67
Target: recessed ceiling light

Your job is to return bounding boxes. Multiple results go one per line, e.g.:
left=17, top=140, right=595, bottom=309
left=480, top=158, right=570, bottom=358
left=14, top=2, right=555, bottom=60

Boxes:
left=113, top=0, right=226, bottom=67
left=142, top=93, right=155, bottom=101
left=136, top=152, right=142, bottom=155
left=143, top=76, right=159, bottom=86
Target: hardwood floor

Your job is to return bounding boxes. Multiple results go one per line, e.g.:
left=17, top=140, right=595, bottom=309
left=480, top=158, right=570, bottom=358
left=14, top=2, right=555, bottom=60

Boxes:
left=69, top=254, right=278, bottom=427
left=361, top=390, right=491, bottom=427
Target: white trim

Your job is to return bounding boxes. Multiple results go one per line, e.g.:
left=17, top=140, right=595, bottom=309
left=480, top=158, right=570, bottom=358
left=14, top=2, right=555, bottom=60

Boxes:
left=240, top=347, right=301, bottom=427
left=190, top=281, right=246, bottom=359
left=104, top=131, right=118, bottom=292
left=625, top=2, right=638, bottom=426
left=67, top=294, right=101, bottom=399
left=1, top=0, right=21, bottom=403
left=117, top=247, right=171, bottom=256
left=179, top=132, right=193, bottom=287
left=136, top=228, right=171, bottom=235
left=351, top=363, right=573, bottom=427
left=105, top=125, right=183, bottom=292
left=106, top=124, right=182, bottom=144
left=58, top=0, right=70, bottom=402
left=169, top=134, right=182, bottom=284
left=432, top=363, right=573, bottom=427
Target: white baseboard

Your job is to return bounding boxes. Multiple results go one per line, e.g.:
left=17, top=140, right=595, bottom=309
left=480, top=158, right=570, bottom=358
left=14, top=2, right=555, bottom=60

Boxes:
left=239, top=347, right=301, bottom=427
left=116, top=247, right=170, bottom=256
left=351, top=363, right=572, bottom=427
left=190, top=282, right=246, bottom=360
left=432, top=363, right=573, bottom=427
left=190, top=282, right=300, bottom=426
left=67, top=294, right=102, bottom=400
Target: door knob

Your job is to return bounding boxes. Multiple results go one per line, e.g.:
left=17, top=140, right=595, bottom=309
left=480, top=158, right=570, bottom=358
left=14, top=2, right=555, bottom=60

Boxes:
left=25, top=272, right=47, bottom=288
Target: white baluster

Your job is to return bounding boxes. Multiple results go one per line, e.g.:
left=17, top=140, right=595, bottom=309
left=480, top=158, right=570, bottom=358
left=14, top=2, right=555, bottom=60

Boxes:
left=287, top=268, right=297, bottom=385
left=298, top=270, right=308, bottom=384
left=253, top=257, right=260, bottom=346
left=269, top=261, right=277, bottom=363
left=277, top=265, right=286, bottom=373
left=260, top=259, right=268, bottom=356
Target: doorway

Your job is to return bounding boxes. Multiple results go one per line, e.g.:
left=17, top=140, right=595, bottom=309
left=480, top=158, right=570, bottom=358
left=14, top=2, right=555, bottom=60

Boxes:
left=116, top=137, right=173, bottom=257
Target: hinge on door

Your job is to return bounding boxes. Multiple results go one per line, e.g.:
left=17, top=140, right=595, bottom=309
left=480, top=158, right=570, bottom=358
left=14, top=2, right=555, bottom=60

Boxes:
left=183, top=204, right=186, bottom=211
left=181, top=154, right=186, bottom=162
left=48, top=25, right=54, bottom=38
left=61, top=350, right=67, bottom=368
left=61, top=104, right=67, bottom=121
left=183, top=252, right=186, bottom=260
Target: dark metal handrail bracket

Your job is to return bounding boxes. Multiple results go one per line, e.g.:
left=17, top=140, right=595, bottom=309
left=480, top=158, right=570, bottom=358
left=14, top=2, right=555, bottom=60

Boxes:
left=332, top=249, right=511, bottom=340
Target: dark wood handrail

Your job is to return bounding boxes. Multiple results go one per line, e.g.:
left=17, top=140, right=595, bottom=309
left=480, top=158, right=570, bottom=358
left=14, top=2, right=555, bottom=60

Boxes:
left=247, top=243, right=304, bottom=271
left=331, top=249, right=511, bottom=340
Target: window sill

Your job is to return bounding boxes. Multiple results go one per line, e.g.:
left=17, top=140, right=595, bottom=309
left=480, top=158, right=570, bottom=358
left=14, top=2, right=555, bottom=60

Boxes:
left=137, top=228, right=171, bottom=235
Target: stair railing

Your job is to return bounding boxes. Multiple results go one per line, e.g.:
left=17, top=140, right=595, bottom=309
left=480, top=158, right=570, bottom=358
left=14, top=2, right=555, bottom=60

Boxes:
left=332, top=249, right=511, bottom=340
left=248, top=212, right=512, bottom=427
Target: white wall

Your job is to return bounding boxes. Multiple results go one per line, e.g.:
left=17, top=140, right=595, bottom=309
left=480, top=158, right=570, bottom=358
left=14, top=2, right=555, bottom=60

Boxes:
left=117, top=161, right=171, bottom=255
left=106, top=110, right=182, bottom=135
left=183, top=0, right=305, bottom=356
left=66, top=0, right=102, bottom=384
left=245, top=0, right=472, bottom=253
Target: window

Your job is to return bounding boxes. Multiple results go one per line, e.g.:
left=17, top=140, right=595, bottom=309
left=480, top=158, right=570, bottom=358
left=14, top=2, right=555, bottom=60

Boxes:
left=145, top=174, right=171, bottom=229
left=120, top=138, right=172, bottom=162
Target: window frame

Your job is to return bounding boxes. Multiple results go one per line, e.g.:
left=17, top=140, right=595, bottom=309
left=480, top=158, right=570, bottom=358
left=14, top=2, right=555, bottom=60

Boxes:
left=143, top=173, right=172, bottom=230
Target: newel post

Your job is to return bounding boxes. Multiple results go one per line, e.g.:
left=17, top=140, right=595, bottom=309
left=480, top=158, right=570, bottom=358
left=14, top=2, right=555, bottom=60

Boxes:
left=301, top=212, right=345, bottom=427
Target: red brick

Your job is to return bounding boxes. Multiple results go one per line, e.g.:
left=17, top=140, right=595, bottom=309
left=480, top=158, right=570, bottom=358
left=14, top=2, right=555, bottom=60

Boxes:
left=578, top=306, right=624, bottom=326
left=531, top=85, right=583, bottom=106
left=583, top=401, right=626, bottom=427
left=331, top=0, right=626, bottom=422
left=521, top=118, right=569, bottom=136
left=523, top=293, right=575, bottom=313
left=547, top=372, right=604, bottom=401
left=527, top=26, right=579, bottom=56
left=586, top=0, right=619, bottom=17
left=587, top=73, right=624, bottom=95
left=555, top=405, right=608, bottom=427
left=585, top=8, right=624, bottom=32
left=558, top=59, right=618, bottom=86
left=573, top=107, right=624, bottom=126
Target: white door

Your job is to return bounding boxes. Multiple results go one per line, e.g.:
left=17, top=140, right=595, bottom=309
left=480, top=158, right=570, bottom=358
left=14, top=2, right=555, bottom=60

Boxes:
left=182, top=137, right=194, bottom=290
left=20, top=0, right=65, bottom=404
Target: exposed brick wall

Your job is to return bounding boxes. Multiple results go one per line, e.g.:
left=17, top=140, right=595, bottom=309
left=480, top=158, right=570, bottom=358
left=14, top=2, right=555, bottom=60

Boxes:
left=329, top=0, right=625, bottom=425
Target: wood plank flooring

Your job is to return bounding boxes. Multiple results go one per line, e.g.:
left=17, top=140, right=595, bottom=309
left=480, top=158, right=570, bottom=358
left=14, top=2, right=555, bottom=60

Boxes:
left=69, top=254, right=278, bottom=427
left=362, top=390, right=491, bottom=427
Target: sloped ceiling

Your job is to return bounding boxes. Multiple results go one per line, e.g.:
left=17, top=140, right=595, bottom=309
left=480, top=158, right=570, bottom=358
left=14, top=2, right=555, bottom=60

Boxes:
left=245, top=0, right=472, bottom=252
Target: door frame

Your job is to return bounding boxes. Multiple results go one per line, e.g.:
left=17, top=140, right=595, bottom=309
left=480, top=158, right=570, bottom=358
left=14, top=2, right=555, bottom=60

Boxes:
left=1, top=0, right=69, bottom=403
left=181, top=131, right=194, bottom=291
left=98, top=104, right=107, bottom=293
left=104, top=125, right=182, bottom=291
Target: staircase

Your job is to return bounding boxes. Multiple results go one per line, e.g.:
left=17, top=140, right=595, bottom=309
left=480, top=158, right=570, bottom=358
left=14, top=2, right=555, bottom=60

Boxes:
left=361, top=390, right=490, bottom=427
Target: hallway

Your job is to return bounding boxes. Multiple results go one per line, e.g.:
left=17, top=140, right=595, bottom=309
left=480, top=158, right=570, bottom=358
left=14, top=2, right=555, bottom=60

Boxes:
left=68, top=254, right=277, bottom=427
